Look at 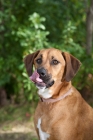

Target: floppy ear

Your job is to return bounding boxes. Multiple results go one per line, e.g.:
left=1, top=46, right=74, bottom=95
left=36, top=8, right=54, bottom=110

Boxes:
left=62, top=52, right=81, bottom=82
left=24, top=50, right=40, bottom=76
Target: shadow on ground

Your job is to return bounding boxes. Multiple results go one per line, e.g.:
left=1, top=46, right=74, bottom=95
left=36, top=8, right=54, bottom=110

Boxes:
left=0, top=132, right=38, bottom=140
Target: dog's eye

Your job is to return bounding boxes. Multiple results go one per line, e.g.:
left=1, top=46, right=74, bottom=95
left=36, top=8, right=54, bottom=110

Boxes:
left=36, top=58, right=42, bottom=64
left=52, top=60, right=59, bottom=65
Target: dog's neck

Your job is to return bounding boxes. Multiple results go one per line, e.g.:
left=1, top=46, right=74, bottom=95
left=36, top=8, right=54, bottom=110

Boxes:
left=40, top=88, right=72, bottom=103
left=49, top=80, right=72, bottom=98
left=38, top=81, right=72, bottom=101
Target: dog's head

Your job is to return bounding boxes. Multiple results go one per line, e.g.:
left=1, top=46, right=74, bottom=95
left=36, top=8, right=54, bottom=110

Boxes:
left=24, top=48, right=81, bottom=90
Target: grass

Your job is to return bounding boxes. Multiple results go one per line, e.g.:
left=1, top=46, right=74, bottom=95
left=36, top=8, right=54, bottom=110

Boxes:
left=0, top=103, right=38, bottom=140
left=0, top=103, right=36, bottom=123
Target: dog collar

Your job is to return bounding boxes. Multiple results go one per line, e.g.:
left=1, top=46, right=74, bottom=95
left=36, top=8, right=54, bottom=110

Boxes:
left=40, top=88, right=72, bottom=103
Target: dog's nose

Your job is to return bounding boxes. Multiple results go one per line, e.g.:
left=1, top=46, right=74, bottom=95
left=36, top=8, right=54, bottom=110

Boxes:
left=37, top=68, right=47, bottom=77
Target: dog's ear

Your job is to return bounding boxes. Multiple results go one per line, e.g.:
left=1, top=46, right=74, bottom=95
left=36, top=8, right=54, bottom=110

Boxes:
left=24, top=50, right=40, bottom=76
left=62, top=52, right=81, bottom=82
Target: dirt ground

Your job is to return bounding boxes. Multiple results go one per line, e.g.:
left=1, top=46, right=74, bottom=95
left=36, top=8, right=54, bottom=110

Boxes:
left=0, top=132, right=37, bottom=140
left=0, top=122, right=38, bottom=140
left=0, top=104, right=38, bottom=140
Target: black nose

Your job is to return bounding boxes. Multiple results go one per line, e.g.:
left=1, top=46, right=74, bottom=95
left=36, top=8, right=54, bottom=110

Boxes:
left=37, top=68, right=47, bottom=77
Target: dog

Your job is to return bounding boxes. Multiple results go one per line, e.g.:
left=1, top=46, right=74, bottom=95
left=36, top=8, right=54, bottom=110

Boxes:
left=24, top=48, right=93, bottom=140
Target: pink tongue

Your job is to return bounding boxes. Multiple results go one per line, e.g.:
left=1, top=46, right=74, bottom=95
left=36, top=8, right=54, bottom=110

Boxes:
left=30, top=70, right=43, bottom=83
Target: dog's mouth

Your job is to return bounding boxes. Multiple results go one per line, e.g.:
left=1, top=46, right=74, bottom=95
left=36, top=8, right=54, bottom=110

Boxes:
left=30, top=70, right=54, bottom=89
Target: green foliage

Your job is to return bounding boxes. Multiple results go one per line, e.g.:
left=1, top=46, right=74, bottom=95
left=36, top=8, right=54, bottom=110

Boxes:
left=17, top=13, right=49, bottom=51
left=0, top=0, right=93, bottom=103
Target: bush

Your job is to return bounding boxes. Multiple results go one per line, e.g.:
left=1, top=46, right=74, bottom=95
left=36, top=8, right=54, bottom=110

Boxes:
left=0, top=0, right=93, bottom=104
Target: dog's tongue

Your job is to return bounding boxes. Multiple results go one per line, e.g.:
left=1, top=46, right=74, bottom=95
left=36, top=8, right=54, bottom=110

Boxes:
left=30, top=70, right=43, bottom=83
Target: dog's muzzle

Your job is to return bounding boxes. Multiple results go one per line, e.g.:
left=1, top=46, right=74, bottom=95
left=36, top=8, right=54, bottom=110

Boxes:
left=37, top=67, right=54, bottom=88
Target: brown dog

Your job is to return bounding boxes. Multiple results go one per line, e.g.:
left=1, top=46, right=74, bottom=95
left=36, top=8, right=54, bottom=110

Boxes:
left=24, top=48, right=93, bottom=140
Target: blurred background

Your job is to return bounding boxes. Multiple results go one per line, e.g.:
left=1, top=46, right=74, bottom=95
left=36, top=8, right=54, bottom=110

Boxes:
left=0, top=0, right=93, bottom=139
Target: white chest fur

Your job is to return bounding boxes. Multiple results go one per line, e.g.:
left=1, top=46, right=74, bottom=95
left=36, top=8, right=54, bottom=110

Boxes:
left=37, top=118, right=50, bottom=140
left=37, top=87, right=52, bottom=99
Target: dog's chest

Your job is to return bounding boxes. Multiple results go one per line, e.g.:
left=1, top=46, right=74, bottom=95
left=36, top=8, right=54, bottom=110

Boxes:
left=37, top=118, right=50, bottom=140
left=38, top=87, right=52, bottom=99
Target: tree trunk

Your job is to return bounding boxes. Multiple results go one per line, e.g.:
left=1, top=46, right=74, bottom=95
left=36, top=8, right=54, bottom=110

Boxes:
left=86, top=0, right=93, bottom=55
